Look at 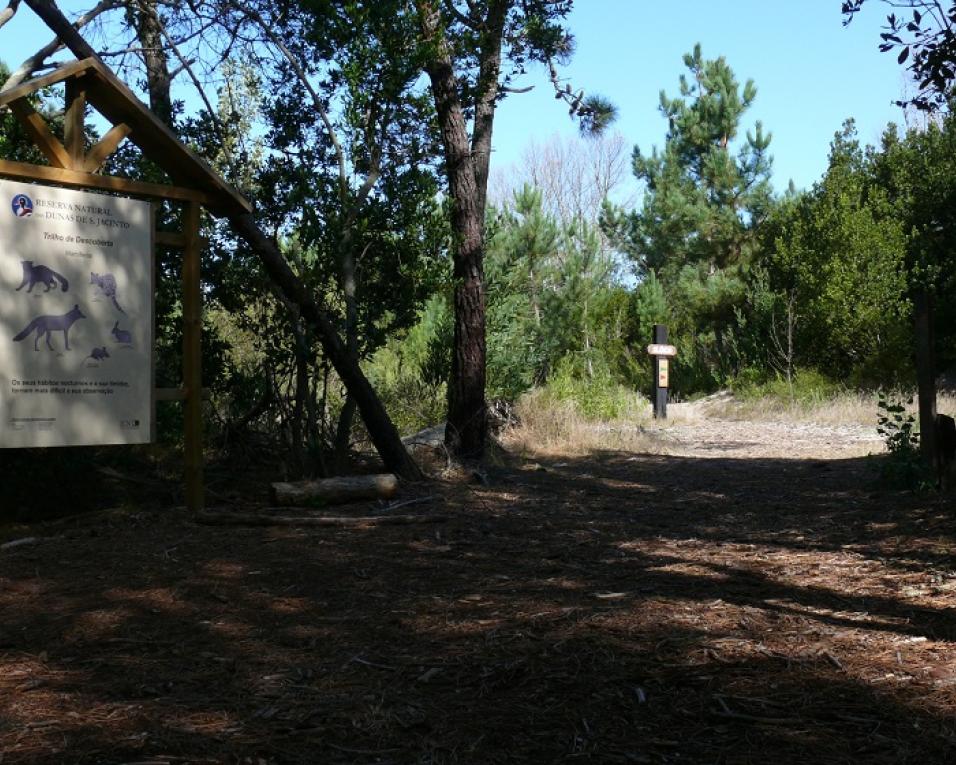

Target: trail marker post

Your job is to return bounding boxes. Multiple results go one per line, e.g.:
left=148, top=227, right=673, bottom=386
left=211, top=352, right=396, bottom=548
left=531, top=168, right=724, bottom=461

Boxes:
left=647, top=324, right=676, bottom=419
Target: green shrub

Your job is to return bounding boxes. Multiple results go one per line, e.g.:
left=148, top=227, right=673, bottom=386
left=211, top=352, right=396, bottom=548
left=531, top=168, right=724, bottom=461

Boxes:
left=538, top=355, right=648, bottom=422
left=365, top=340, right=446, bottom=436
left=731, top=367, right=842, bottom=405
left=876, top=392, right=932, bottom=490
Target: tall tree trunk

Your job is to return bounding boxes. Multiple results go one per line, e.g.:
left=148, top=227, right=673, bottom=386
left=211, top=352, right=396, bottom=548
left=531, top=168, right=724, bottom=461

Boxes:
left=435, top=104, right=488, bottom=457
left=334, top=393, right=357, bottom=470
left=290, top=322, right=312, bottom=477
left=335, top=236, right=360, bottom=468
left=416, top=0, right=507, bottom=459
left=23, top=0, right=423, bottom=481
left=130, top=0, right=173, bottom=125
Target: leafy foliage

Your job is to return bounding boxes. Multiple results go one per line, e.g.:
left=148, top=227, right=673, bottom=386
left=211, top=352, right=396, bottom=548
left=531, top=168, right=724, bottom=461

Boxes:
left=876, top=392, right=932, bottom=489
left=843, top=0, right=956, bottom=111
left=756, top=122, right=910, bottom=381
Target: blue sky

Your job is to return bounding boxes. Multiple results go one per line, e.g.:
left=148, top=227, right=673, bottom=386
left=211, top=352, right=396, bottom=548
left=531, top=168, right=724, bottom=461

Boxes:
left=2, top=1, right=910, bottom=194
left=492, top=1, right=911, bottom=192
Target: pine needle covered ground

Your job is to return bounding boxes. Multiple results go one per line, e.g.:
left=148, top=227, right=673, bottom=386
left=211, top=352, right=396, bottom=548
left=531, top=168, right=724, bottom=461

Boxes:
left=1, top=415, right=954, bottom=764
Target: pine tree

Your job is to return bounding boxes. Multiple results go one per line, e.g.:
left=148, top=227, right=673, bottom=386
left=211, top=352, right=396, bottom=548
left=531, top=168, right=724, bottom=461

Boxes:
left=634, top=270, right=669, bottom=342
left=603, top=44, right=775, bottom=383
left=485, top=187, right=621, bottom=397
left=609, top=43, right=774, bottom=279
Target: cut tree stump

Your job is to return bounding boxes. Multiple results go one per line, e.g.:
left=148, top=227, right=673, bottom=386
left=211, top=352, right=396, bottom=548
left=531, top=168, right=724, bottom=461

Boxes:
left=270, top=474, right=399, bottom=507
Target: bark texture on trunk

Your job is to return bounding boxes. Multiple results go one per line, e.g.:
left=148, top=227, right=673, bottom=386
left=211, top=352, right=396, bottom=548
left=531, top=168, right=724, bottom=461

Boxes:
left=416, top=0, right=508, bottom=459
left=131, top=0, right=173, bottom=125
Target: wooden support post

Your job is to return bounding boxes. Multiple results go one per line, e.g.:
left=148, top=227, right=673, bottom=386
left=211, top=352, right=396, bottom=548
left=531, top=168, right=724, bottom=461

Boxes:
left=64, top=76, right=87, bottom=169
left=914, top=288, right=937, bottom=466
left=182, top=201, right=204, bottom=513
left=150, top=205, right=158, bottom=445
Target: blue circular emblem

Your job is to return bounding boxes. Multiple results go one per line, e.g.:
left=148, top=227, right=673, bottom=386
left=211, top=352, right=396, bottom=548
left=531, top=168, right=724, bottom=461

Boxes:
left=11, top=194, right=33, bottom=218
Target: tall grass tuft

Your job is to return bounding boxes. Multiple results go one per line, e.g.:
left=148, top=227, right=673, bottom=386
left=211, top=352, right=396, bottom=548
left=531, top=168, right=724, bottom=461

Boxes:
left=502, top=376, right=658, bottom=457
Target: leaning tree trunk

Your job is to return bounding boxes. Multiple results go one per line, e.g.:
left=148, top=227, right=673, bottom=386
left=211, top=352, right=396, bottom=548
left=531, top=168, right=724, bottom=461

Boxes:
left=22, top=0, right=423, bottom=481
left=230, top=215, right=423, bottom=480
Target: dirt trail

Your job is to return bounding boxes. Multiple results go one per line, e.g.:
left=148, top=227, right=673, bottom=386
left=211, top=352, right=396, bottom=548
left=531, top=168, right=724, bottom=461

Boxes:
left=0, top=415, right=952, bottom=765
left=652, top=403, right=884, bottom=459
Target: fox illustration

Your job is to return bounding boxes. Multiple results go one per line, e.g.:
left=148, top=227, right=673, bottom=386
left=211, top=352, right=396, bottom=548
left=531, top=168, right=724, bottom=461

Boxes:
left=16, top=261, right=68, bottom=293
left=13, top=304, right=86, bottom=351
left=86, top=346, right=110, bottom=362
left=90, top=272, right=125, bottom=314
left=111, top=321, right=133, bottom=345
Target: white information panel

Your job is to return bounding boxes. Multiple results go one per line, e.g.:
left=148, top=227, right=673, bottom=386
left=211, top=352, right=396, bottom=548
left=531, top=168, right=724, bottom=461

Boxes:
left=0, top=180, right=152, bottom=447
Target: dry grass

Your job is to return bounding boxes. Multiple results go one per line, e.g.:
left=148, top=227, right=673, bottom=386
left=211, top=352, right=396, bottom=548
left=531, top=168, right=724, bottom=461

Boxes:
left=501, top=387, right=955, bottom=459
left=501, top=391, right=662, bottom=458
left=700, top=390, right=878, bottom=425
left=698, top=390, right=956, bottom=427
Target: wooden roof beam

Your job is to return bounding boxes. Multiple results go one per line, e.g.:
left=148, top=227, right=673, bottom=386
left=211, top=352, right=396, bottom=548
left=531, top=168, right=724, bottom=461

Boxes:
left=0, top=58, right=93, bottom=107
left=8, top=99, right=71, bottom=169
left=84, top=121, right=132, bottom=173
left=0, top=57, right=252, bottom=217
left=0, top=158, right=210, bottom=205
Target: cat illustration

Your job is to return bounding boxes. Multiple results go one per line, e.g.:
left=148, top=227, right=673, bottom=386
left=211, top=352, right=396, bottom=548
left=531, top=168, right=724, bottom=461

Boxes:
left=13, top=304, right=86, bottom=351
left=90, top=272, right=125, bottom=314
left=16, top=261, right=68, bottom=293
left=86, top=346, right=110, bottom=362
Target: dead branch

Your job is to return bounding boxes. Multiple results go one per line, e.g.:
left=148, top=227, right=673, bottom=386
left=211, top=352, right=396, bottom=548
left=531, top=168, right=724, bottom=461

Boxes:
left=4, top=0, right=119, bottom=91
left=0, top=0, right=21, bottom=31
left=195, top=510, right=447, bottom=527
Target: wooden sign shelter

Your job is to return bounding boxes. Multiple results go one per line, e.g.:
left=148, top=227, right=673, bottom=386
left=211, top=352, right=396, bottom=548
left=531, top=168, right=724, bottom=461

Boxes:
left=0, top=57, right=252, bottom=513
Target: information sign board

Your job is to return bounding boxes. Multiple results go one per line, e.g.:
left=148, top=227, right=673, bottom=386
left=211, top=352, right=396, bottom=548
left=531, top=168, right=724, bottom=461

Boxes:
left=0, top=180, right=152, bottom=447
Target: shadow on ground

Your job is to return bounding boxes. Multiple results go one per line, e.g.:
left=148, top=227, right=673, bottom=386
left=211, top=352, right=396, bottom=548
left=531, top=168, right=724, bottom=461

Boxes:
left=0, top=449, right=954, bottom=764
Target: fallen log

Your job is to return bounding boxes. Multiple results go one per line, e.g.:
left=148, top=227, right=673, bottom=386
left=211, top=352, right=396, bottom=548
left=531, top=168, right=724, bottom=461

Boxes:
left=196, top=510, right=446, bottom=527
left=270, top=474, right=399, bottom=507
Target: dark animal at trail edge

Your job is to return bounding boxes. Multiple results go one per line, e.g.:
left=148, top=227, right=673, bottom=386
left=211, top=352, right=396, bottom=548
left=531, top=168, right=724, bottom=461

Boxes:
left=16, top=261, right=68, bottom=292
left=936, top=413, right=956, bottom=489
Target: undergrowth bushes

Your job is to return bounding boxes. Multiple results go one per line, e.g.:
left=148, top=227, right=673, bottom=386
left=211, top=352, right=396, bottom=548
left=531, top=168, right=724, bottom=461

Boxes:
left=730, top=367, right=844, bottom=405
left=541, top=357, right=648, bottom=422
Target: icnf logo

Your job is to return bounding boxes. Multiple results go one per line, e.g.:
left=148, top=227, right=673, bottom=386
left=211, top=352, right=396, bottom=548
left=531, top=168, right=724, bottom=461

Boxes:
left=11, top=194, right=33, bottom=219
